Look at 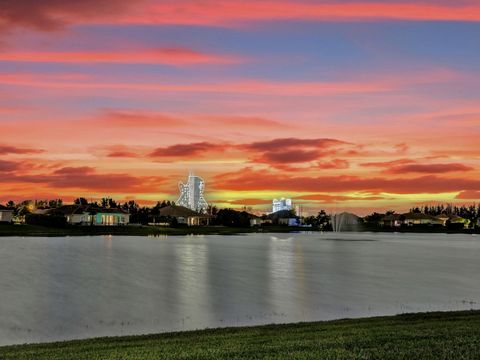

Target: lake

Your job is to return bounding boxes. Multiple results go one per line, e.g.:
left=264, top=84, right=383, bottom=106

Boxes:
left=0, top=232, right=479, bottom=345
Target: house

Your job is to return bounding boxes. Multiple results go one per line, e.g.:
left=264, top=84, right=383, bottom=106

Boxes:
left=249, top=216, right=263, bottom=226
left=247, top=213, right=272, bottom=227
left=435, top=214, right=450, bottom=226
left=51, top=205, right=92, bottom=225
left=381, top=214, right=403, bottom=228
left=267, top=209, right=300, bottom=226
left=435, top=214, right=469, bottom=228
left=278, top=217, right=301, bottom=226
left=249, top=215, right=273, bottom=227
left=51, top=205, right=129, bottom=226
left=94, top=208, right=130, bottom=226
left=0, top=205, right=14, bottom=223
left=158, top=205, right=211, bottom=226
left=403, top=213, right=443, bottom=226
left=446, top=215, right=470, bottom=229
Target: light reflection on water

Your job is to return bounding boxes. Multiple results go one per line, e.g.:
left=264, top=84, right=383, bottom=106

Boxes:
left=0, top=232, right=479, bottom=345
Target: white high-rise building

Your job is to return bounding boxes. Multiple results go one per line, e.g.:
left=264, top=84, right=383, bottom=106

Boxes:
left=272, top=198, right=292, bottom=213
left=176, top=172, right=209, bottom=213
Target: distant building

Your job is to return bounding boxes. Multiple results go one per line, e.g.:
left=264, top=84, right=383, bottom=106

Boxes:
left=176, top=172, right=209, bottom=213
left=0, top=205, right=14, bottom=223
left=272, top=198, right=292, bottom=213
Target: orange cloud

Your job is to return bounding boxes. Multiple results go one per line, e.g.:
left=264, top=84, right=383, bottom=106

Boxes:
left=0, top=160, right=20, bottom=173
left=213, top=168, right=480, bottom=194
left=317, top=159, right=350, bottom=169
left=361, top=159, right=475, bottom=174
left=106, top=150, right=140, bottom=158
left=456, top=190, right=480, bottom=200
left=0, top=165, right=168, bottom=194
left=294, top=193, right=385, bottom=203
left=386, top=163, right=474, bottom=174
left=243, top=138, right=354, bottom=165
left=361, top=159, right=415, bottom=168
left=220, top=198, right=272, bottom=206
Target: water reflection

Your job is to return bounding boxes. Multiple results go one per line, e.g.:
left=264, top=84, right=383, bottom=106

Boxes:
left=0, top=233, right=479, bottom=345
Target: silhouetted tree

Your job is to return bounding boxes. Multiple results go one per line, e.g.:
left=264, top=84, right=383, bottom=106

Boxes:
left=74, top=198, right=89, bottom=206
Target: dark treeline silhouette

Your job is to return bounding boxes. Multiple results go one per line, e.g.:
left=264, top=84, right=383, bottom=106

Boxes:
left=213, top=209, right=252, bottom=227
left=409, top=204, right=480, bottom=222
left=119, top=200, right=176, bottom=225
left=303, top=210, right=332, bottom=230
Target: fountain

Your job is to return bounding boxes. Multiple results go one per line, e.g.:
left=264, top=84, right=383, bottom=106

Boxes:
left=331, top=212, right=361, bottom=232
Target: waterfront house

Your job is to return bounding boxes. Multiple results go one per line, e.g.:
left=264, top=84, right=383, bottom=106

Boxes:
left=249, top=215, right=273, bottom=227
left=278, top=217, right=301, bottom=226
left=51, top=205, right=129, bottom=226
left=0, top=205, right=14, bottom=223
left=403, top=212, right=443, bottom=226
left=381, top=214, right=403, bottom=228
left=93, top=208, right=130, bottom=226
left=435, top=214, right=450, bottom=226
left=158, top=205, right=211, bottom=226
left=435, top=214, right=469, bottom=228
left=52, top=205, right=92, bottom=225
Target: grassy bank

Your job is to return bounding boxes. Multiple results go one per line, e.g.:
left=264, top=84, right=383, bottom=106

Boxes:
left=1, top=311, right=479, bottom=359
left=0, top=223, right=312, bottom=237
left=1, top=223, right=477, bottom=237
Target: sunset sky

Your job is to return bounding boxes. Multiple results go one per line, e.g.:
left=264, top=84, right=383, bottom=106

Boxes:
left=1, top=0, right=479, bottom=214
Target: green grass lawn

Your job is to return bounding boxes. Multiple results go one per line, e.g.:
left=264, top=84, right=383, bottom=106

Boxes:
left=1, top=311, right=479, bottom=359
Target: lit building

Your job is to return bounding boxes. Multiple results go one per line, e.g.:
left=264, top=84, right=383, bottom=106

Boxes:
left=176, top=172, right=209, bottom=213
left=272, top=198, right=292, bottom=213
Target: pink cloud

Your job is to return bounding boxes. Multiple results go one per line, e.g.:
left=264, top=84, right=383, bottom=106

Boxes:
left=0, top=48, right=243, bottom=66
left=0, top=144, right=43, bottom=155
left=150, top=142, right=229, bottom=158
left=3, top=1, right=480, bottom=38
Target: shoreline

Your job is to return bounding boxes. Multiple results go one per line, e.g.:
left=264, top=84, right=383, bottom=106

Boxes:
left=0, top=223, right=478, bottom=237
left=1, top=310, right=479, bottom=359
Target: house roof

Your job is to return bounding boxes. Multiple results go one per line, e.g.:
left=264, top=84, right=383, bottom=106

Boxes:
left=50, top=205, right=128, bottom=216
left=50, top=205, right=88, bottom=215
left=402, top=212, right=439, bottom=220
left=449, top=215, right=466, bottom=222
left=0, top=205, right=13, bottom=211
left=382, top=214, right=402, bottom=221
left=94, top=207, right=129, bottom=214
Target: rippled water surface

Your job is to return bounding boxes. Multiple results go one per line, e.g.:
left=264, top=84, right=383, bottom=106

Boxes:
left=0, top=232, right=479, bottom=345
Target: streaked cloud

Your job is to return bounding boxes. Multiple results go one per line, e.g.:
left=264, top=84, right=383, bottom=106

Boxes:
left=0, top=48, right=243, bottom=66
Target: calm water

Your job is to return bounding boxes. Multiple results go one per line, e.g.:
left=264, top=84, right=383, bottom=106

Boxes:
left=0, top=232, right=479, bottom=345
